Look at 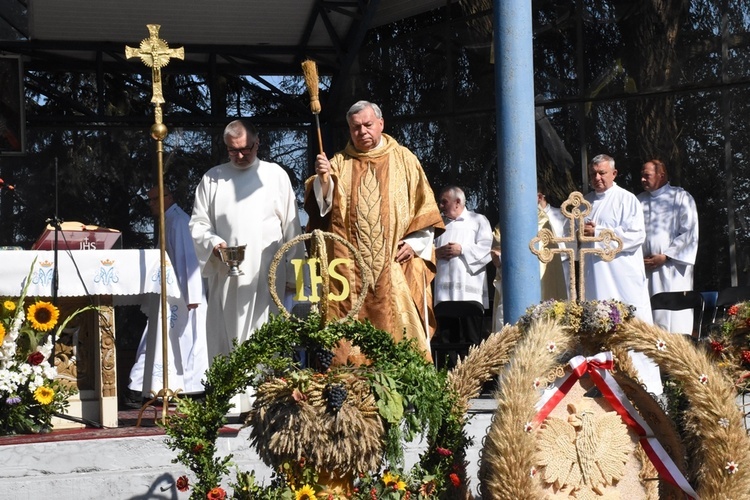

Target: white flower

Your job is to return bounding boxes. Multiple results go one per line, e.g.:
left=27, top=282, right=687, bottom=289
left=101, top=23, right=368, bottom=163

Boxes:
left=530, top=466, right=537, bottom=477
left=9, top=310, right=24, bottom=339
left=524, top=422, right=533, bottom=433
left=656, top=339, right=667, bottom=351
left=726, top=461, right=739, bottom=474
left=38, top=341, right=53, bottom=359
left=547, top=342, right=557, bottom=353
left=28, top=374, right=45, bottom=391
left=719, top=418, right=730, bottom=428
left=699, top=374, right=708, bottom=385
left=533, top=378, right=541, bottom=389
left=18, top=363, right=32, bottom=377
left=43, top=365, right=57, bottom=380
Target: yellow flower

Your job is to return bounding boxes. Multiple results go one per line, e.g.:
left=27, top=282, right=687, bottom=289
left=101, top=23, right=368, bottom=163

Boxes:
left=552, top=301, right=566, bottom=318
left=27, top=301, right=60, bottom=332
left=382, top=471, right=406, bottom=491
left=3, top=300, right=16, bottom=312
left=294, top=484, right=316, bottom=500
left=34, top=385, right=55, bottom=405
left=0, top=323, right=5, bottom=344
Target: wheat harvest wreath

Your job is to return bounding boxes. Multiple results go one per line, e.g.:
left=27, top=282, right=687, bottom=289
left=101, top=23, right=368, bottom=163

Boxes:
left=164, top=311, right=470, bottom=500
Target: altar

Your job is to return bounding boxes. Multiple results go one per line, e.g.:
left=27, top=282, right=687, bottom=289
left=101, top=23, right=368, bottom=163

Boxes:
left=0, top=249, right=180, bottom=428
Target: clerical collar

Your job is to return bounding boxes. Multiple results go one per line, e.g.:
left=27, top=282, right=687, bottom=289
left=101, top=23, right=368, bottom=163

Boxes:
left=649, top=182, right=671, bottom=197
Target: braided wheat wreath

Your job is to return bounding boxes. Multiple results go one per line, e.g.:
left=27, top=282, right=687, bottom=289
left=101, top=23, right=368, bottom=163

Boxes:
left=449, top=316, right=750, bottom=499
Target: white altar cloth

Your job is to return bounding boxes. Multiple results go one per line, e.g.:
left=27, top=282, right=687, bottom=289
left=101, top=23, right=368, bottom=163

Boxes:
left=0, top=249, right=180, bottom=428
left=0, top=249, right=181, bottom=301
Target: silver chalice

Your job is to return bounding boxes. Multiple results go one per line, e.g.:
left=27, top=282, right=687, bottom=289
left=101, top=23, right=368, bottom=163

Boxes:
left=218, top=245, right=246, bottom=277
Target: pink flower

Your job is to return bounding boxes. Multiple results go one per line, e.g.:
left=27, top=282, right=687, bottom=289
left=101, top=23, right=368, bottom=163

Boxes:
left=449, top=473, right=461, bottom=487
left=435, top=446, right=452, bottom=457
left=728, top=305, right=739, bottom=316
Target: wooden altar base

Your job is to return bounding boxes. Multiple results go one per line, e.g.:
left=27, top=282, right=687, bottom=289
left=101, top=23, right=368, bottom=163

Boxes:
left=0, top=401, right=496, bottom=500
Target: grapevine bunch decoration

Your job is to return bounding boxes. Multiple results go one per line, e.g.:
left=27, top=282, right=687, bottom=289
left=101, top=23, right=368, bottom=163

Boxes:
left=324, top=383, right=348, bottom=413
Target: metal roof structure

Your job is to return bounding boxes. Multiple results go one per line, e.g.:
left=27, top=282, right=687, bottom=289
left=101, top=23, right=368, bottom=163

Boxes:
left=0, top=0, right=449, bottom=125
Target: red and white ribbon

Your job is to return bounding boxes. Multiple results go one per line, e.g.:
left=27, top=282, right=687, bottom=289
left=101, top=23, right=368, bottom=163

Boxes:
left=534, top=352, right=699, bottom=499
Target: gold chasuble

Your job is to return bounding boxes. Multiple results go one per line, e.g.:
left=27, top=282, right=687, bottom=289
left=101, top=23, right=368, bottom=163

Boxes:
left=304, top=134, right=444, bottom=361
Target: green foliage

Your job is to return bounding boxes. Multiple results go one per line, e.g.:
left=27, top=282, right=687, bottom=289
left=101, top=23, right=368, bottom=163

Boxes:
left=164, top=312, right=467, bottom=499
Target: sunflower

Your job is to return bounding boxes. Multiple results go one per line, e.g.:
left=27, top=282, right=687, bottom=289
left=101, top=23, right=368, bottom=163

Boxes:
left=382, top=472, right=406, bottom=491
left=3, top=300, right=15, bottom=312
left=34, top=385, right=55, bottom=405
left=0, top=323, right=5, bottom=344
left=27, top=301, right=60, bottom=332
left=294, top=485, right=316, bottom=500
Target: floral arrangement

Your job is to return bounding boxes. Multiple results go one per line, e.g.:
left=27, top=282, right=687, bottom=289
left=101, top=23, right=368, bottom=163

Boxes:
left=164, top=312, right=469, bottom=499
left=518, top=299, right=634, bottom=339
left=706, top=301, right=750, bottom=389
left=0, top=264, right=86, bottom=435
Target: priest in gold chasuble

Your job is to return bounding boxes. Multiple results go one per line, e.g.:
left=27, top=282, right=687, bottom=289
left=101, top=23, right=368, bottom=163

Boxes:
left=304, top=101, right=444, bottom=361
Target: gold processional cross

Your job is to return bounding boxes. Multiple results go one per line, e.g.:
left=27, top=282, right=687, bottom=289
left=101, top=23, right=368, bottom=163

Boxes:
left=125, top=25, right=184, bottom=423
left=125, top=24, right=184, bottom=125
left=530, top=191, right=623, bottom=302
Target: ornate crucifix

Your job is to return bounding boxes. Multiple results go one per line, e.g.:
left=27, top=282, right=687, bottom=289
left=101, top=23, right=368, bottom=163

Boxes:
left=125, top=25, right=184, bottom=423
left=530, top=191, right=623, bottom=301
left=125, top=24, right=184, bottom=124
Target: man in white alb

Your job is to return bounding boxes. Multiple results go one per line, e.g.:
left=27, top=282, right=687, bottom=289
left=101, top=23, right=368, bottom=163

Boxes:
left=190, top=120, right=302, bottom=411
left=433, top=186, right=492, bottom=367
left=638, top=159, right=699, bottom=335
left=127, top=187, right=208, bottom=405
left=582, top=154, right=662, bottom=395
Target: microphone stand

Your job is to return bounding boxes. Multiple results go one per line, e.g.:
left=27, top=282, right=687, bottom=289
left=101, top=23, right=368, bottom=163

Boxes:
left=47, top=157, right=102, bottom=428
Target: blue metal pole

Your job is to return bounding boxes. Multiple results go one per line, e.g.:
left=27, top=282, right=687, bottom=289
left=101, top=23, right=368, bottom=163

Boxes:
left=493, top=0, right=540, bottom=324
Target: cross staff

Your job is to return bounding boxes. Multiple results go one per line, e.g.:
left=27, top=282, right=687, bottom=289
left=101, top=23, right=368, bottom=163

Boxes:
left=125, top=25, right=184, bottom=424
left=530, top=191, right=623, bottom=301
left=125, top=24, right=184, bottom=123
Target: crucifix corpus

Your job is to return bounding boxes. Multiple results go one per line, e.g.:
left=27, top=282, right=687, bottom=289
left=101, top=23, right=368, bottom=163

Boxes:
left=125, top=25, right=184, bottom=424
left=530, top=191, right=623, bottom=301
left=125, top=24, right=184, bottom=125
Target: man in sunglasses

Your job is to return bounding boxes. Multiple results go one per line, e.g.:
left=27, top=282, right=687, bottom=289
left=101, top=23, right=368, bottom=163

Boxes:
left=190, top=119, right=302, bottom=413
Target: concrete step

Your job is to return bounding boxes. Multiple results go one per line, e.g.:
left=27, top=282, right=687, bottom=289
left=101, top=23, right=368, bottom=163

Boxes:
left=0, top=405, right=494, bottom=499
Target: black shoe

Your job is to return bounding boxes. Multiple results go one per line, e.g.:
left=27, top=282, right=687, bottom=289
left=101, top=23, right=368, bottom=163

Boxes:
left=122, top=389, right=144, bottom=409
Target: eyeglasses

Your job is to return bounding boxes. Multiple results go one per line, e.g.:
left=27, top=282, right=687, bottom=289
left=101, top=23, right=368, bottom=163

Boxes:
left=227, top=143, right=257, bottom=157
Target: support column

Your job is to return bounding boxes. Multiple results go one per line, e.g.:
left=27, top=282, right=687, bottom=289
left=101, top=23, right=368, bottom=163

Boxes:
left=493, top=0, right=540, bottom=323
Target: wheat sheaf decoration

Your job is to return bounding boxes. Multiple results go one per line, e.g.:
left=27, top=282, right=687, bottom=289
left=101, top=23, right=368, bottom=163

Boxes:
left=450, top=301, right=750, bottom=499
